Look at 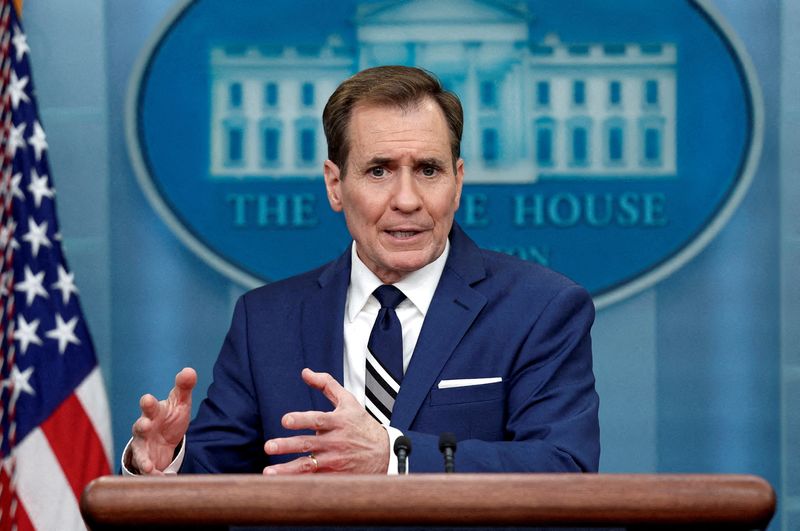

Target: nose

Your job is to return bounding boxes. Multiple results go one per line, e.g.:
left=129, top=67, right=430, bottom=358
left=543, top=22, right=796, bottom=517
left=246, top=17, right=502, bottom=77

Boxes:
left=390, top=170, right=423, bottom=213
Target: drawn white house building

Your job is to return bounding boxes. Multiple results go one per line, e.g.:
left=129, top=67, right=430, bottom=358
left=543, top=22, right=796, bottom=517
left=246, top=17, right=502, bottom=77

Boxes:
left=209, top=37, right=353, bottom=177
left=209, top=0, right=676, bottom=182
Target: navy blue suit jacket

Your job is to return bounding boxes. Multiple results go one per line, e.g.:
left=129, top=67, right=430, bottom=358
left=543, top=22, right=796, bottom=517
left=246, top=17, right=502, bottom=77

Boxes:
left=183, top=224, right=600, bottom=473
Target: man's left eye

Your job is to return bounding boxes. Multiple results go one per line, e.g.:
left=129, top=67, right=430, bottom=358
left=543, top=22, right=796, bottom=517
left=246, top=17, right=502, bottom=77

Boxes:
left=421, top=167, right=437, bottom=177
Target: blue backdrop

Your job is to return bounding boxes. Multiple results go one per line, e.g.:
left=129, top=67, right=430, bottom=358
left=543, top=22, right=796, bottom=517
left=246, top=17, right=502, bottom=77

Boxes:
left=20, top=1, right=796, bottom=529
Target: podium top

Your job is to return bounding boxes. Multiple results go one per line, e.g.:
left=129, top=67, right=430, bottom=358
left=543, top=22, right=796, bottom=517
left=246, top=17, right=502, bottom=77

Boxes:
left=81, top=473, right=775, bottom=529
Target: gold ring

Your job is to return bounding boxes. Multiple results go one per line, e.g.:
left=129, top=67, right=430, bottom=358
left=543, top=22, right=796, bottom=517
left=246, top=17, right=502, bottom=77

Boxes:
left=309, top=454, right=318, bottom=471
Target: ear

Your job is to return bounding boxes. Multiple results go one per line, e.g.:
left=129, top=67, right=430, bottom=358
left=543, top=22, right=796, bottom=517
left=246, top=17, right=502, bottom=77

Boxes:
left=453, top=158, right=464, bottom=210
left=323, top=159, right=343, bottom=212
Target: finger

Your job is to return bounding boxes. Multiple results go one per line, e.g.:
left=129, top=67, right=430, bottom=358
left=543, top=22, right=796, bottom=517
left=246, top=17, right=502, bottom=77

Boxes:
left=130, top=440, right=160, bottom=475
left=280, top=410, right=331, bottom=431
left=134, top=455, right=165, bottom=476
left=264, top=435, right=315, bottom=456
left=263, top=455, right=318, bottom=475
left=134, top=454, right=153, bottom=474
left=132, top=416, right=153, bottom=438
left=138, top=394, right=159, bottom=419
left=169, top=367, right=197, bottom=404
left=301, top=368, right=348, bottom=407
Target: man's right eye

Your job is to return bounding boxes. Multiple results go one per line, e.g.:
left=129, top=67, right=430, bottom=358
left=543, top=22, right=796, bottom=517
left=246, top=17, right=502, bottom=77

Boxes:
left=370, top=167, right=385, bottom=177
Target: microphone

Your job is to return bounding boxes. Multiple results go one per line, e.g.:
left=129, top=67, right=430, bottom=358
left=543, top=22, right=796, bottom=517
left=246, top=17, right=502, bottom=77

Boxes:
left=438, top=432, right=457, bottom=473
left=394, top=436, right=412, bottom=474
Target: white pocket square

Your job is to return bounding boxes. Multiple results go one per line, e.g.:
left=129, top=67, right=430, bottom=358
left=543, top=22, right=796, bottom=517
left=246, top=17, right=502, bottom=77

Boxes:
left=437, top=377, right=502, bottom=389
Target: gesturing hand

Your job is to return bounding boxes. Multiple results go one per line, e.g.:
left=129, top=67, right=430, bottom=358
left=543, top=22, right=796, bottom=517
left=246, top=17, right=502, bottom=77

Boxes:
left=129, top=367, right=197, bottom=475
left=263, top=368, right=389, bottom=474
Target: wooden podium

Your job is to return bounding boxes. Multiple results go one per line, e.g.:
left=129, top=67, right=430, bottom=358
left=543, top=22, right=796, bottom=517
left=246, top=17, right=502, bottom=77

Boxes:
left=81, top=473, right=775, bottom=529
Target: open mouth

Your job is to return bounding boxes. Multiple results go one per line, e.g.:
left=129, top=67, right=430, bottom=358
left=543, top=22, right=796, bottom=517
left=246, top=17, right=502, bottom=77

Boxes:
left=386, top=230, right=421, bottom=239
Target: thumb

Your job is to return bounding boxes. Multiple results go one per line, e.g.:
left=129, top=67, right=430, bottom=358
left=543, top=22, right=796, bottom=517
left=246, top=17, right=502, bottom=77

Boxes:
left=302, top=368, right=347, bottom=408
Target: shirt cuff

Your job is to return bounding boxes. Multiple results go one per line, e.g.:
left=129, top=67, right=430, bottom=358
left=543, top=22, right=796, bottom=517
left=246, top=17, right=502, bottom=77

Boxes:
left=385, top=426, right=409, bottom=475
left=120, top=436, right=186, bottom=476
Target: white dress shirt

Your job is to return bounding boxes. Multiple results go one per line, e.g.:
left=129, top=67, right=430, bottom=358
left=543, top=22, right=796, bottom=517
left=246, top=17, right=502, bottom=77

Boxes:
left=345, top=239, right=450, bottom=474
left=122, top=239, right=450, bottom=475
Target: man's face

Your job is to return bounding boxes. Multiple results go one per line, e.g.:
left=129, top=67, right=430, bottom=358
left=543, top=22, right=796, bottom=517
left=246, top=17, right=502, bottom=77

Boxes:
left=324, top=98, right=463, bottom=284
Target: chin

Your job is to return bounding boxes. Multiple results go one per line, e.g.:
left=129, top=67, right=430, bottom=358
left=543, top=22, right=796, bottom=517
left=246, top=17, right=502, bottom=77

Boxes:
left=386, top=255, right=434, bottom=274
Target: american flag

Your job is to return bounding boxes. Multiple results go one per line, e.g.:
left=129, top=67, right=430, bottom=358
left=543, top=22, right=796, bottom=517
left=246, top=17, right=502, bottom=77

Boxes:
left=0, top=1, right=112, bottom=529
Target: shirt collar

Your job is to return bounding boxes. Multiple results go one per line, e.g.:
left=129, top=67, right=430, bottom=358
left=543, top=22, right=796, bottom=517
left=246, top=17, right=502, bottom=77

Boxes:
left=346, top=239, right=450, bottom=322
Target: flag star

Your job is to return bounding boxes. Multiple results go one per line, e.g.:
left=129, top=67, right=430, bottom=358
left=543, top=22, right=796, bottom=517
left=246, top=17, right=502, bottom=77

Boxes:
left=27, top=169, right=54, bottom=207
left=22, top=217, right=51, bottom=257
left=7, top=70, right=30, bottom=109
left=46, top=314, right=81, bottom=354
left=28, top=121, right=48, bottom=161
left=7, top=122, right=27, bottom=157
left=10, top=173, right=24, bottom=200
left=2, top=365, right=36, bottom=409
left=12, top=26, right=30, bottom=62
left=14, top=265, right=49, bottom=306
left=52, top=265, right=79, bottom=304
left=14, top=315, right=43, bottom=354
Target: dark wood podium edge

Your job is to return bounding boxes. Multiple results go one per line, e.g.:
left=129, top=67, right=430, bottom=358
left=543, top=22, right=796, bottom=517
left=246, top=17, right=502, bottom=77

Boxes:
left=81, top=473, right=776, bottom=529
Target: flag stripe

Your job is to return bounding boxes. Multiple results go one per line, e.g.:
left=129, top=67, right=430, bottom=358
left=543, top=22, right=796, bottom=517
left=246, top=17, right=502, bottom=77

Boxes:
left=75, top=367, right=113, bottom=467
left=40, top=393, right=111, bottom=500
left=0, top=466, right=13, bottom=527
left=13, top=428, right=87, bottom=531
left=1, top=415, right=33, bottom=531
left=11, top=496, right=33, bottom=531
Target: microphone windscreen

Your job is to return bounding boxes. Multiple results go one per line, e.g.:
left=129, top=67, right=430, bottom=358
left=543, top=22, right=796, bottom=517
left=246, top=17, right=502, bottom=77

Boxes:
left=394, top=435, right=412, bottom=456
left=438, top=432, right=457, bottom=452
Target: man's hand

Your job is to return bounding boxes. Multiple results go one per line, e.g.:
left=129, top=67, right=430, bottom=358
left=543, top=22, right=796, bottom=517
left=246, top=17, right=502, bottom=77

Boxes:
left=129, top=367, right=197, bottom=475
left=263, top=368, right=389, bottom=474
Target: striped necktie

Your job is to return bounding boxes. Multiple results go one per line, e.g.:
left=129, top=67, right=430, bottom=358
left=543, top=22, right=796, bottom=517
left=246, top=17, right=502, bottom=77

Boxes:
left=365, top=285, right=406, bottom=425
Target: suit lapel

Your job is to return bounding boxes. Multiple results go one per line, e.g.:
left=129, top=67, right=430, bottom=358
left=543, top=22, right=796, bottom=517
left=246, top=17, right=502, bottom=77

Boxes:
left=300, top=247, right=351, bottom=412
left=390, top=225, right=487, bottom=430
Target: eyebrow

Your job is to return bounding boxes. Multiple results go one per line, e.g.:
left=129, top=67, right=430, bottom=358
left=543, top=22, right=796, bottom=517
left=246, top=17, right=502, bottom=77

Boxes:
left=365, top=157, right=393, bottom=167
left=364, top=156, right=448, bottom=168
left=416, top=157, right=447, bottom=168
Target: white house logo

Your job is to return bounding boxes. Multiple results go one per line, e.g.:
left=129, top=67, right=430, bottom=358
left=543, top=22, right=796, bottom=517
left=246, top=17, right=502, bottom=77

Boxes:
left=127, top=0, right=762, bottom=307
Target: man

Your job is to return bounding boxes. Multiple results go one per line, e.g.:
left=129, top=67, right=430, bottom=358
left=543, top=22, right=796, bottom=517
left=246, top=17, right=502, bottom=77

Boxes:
left=126, top=66, right=599, bottom=475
